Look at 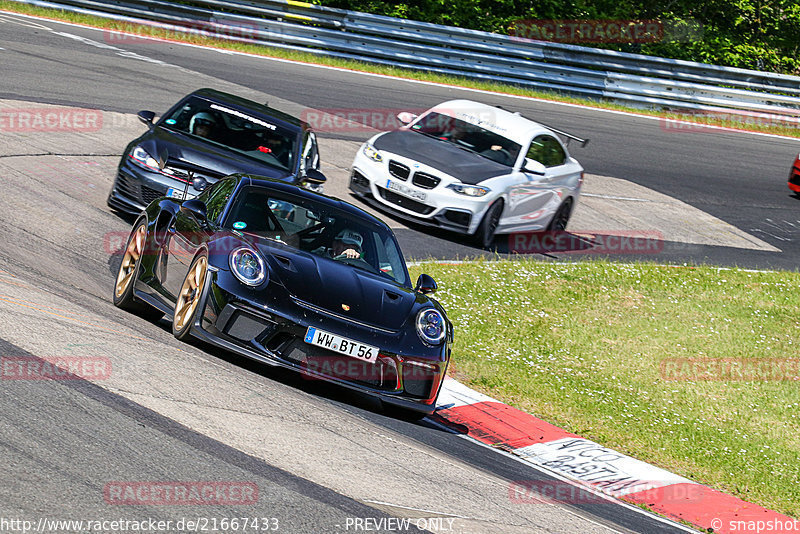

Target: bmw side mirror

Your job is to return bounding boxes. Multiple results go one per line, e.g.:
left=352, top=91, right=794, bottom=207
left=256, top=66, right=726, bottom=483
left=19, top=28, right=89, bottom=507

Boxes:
left=180, top=199, right=208, bottom=224
left=397, top=112, right=418, bottom=125
left=415, top=274, right=437, bottom=295
left=191, top=176, right=208, bottom=192
left=522, top=158, right=546, bottom=175
left=138, top=110, right=156, bottom=128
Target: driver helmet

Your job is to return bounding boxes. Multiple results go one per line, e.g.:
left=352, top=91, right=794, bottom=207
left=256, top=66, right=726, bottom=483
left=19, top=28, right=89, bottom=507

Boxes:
left=335, top=229, right=363, bottom=249
left=189, top=111, right=216, bottom=135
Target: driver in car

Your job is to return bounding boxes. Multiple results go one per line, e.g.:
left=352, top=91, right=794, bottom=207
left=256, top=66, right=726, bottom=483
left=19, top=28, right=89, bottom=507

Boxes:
left=323, top=229, right=363, bottom=259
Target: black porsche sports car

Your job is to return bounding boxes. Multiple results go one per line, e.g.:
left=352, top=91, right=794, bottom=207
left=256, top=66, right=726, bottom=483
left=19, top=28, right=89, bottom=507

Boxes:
left=107, top=88, right=325, bottom=215
left=113, top=174, right=452, bottom=415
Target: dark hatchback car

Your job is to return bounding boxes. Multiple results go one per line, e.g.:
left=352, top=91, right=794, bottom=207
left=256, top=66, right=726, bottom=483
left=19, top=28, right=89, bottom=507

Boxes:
left=107, top=88, right=325, bottom=215
left=113, top=174, right=452, bottom=416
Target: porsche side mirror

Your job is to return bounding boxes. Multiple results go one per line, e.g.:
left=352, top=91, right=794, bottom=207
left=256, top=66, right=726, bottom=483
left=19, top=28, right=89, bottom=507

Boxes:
left=397, top=112, right=418, bottom=125
left=522, top=158, right=546, bottom=175
left=180, top=198, right=208, bottom=224
left=415, top=274, right=437, bottom=295
left=138, top=110, right=156, bottom=128
left=304, top=168, right=327, bottom=185
left=191, top=176, right=208, bottom=192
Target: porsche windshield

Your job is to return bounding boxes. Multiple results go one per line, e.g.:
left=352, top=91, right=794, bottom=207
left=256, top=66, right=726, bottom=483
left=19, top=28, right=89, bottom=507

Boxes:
left=160, top=96, right=299, bottom=172
left=411, top=111, right=522, bottom=167
left=222, top=186, right=409, bottom=286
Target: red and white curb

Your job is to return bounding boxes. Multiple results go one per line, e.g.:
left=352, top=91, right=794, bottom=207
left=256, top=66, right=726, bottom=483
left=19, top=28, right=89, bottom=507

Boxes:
left=434, top=377, right=797, bottom=533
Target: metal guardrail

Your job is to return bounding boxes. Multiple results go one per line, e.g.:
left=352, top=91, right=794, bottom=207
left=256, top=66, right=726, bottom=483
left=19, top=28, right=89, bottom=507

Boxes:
left=13, top=0, right=800, bottom=123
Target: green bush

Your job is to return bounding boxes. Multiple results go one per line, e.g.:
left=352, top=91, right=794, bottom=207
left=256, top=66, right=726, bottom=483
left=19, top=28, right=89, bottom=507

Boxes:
left=317, top=1, right=800, bottom=74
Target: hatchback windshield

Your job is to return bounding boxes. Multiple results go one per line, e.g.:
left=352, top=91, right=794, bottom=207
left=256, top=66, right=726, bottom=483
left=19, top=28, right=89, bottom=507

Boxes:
left=411, top=111, right=522, bottom=167
left=160, top=96, right=299, bottom=172
left=222, top=186, right=409, bottom=286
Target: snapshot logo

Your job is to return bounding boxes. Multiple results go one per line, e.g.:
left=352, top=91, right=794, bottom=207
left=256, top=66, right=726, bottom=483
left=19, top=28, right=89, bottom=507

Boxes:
left=660, top=110, right=800, bottom=133
left=104, top=481, right=258, bottom=505
left=0, top=107, right=102, bottom=133
left=509, top=230, right=664, bottom=255
left=508, top=480, right=703, bottom=504
left=103, top=18, right=261, bottom=45
left=661, top=358, right=800, bottom=381
left=1, top=356, right=112, bottom=381
left=509, top=19, right=703, bottom=44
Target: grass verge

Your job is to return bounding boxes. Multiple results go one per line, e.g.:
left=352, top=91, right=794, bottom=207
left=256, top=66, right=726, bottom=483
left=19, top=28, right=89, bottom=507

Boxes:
left=1, top=1, right=799, bottom=139
left=407, top=259, right=800, bottom=517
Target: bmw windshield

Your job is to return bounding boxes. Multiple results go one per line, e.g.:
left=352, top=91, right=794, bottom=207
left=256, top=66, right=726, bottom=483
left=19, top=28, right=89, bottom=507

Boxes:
left=160, top=96, right=299, bottom=172
left=410, top=111, right=522, bottom=167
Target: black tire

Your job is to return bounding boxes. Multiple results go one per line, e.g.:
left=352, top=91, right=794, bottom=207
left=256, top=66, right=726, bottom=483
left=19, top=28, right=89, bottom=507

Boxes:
left=172, top=253, right=209, bottom=341
left=547, top=198, right=573, bottom=232
left=473, top=199, right=503, bottom=249
left=113, top=221, right=162, bottom=321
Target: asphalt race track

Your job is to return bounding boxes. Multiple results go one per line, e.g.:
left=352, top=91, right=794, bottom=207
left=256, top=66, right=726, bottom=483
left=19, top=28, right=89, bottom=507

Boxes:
left=0, top=10, right=795, bottom=533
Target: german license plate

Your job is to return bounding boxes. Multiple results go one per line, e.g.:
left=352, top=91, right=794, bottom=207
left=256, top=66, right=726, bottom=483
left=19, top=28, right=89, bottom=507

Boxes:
left=304, top=327, right=378, bottom=363
left=386, top=179, right=426, bottom=201
left=166, top=187, right=186, bottom=200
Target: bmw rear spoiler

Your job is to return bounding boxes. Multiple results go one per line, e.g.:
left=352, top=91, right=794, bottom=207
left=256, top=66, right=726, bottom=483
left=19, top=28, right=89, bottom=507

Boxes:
left=495, top=105, right=590, bottom=147
left=539, top=122, right=589, bottom=148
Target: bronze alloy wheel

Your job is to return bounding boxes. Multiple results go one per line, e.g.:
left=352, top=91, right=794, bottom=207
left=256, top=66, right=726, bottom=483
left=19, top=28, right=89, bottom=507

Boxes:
left=115, top=224, right=146, bottom=300
left=173, top=255, right=208, bottom=338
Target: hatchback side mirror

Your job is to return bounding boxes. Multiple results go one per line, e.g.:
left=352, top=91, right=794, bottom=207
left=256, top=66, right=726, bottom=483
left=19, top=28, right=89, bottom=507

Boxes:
left=138, top=110, right=156, bottom=128
left=415, top=274, right=437, bottom=295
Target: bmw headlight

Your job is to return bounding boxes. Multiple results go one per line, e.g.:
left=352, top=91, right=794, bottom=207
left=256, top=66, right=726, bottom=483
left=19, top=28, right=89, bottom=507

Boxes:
left=447, top=183, right=490, bottom=197
left=416, top=309, right=446, bottom=345
left=129, top=145, right=161, bottom=171
left=229, top=247, right=267, bottom=286
left=362, top=143, right=383, bottom=162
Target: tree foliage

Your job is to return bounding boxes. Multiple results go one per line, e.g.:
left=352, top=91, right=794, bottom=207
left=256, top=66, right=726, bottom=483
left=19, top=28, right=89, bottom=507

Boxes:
left=317, top=0, right=800, bottom=74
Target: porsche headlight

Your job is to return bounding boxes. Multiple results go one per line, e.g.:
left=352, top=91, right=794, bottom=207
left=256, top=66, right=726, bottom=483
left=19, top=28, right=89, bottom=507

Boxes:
left=229, top=247, right=267, bottom=286
left=416, top=309, right=445, bottom=345
left=447, top=184, right=490, bottom=197
left=129, top=145, right=161, bottom=171
left=362, top=143, right=383, bottom=162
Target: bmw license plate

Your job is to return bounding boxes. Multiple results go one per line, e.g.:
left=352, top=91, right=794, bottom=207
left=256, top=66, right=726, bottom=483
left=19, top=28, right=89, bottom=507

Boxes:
left=304, top=327, right=378, bottom=363
left=386, top=179, right=426, bottom=201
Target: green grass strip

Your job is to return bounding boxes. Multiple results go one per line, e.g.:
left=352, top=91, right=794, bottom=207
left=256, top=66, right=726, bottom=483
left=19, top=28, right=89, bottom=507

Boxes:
left=408, top=258, right=800, bottom=516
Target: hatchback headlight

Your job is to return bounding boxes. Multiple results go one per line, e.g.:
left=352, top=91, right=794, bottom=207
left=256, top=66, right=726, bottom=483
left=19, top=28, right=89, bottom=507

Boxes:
left=363, top=143, right=383, bottom=162
left=447, top=183, right=490, bottom=197
left=129, top=145, right=161, bottom=171
left=230, top=247, right=267, bottom=286
left=416, top=309, right=446, bottom=345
